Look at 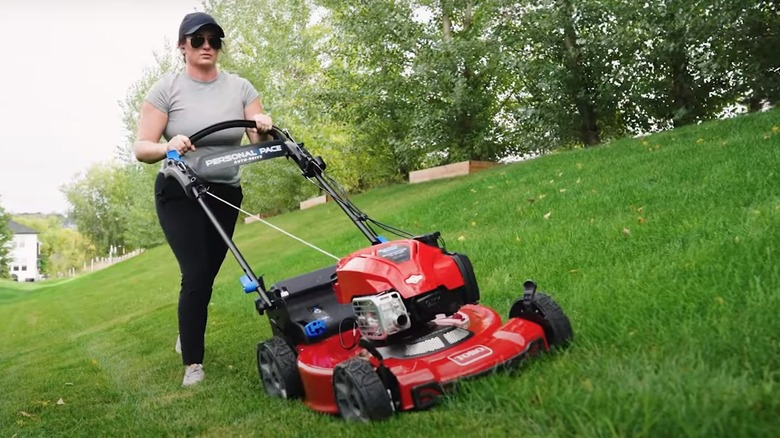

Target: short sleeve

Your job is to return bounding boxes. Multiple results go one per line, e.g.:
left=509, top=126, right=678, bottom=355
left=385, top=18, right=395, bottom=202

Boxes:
left=145, top=76, right=171, bottom=114
left=239, top=77, right=260, bottom=107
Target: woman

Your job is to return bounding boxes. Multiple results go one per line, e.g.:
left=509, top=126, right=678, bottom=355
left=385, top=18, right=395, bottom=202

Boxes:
left=133, top=12, right=273, bottom=386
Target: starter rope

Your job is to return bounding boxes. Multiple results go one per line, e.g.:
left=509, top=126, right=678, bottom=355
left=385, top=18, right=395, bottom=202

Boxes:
left=206, top=191, right=340, bottom=261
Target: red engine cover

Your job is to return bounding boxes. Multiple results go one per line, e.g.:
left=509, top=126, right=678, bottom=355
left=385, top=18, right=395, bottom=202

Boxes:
left=334, top=239, right=465, bottom=304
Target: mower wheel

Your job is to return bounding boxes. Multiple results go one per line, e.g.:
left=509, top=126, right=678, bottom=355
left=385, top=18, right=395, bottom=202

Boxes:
left=509, top=292, right=573, bottom=349
left=333, top=358, right=394, bottom=422
left=257, top=336, right=303, bottom=399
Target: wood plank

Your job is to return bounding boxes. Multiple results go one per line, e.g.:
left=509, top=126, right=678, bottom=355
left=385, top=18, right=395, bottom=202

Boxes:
left=409, top=160, right=499, bottom=184
left=300, top=194, right=333, bottom=210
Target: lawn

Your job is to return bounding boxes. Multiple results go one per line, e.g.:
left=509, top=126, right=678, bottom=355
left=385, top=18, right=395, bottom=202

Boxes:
left=1, top=109, right=779, bottom=437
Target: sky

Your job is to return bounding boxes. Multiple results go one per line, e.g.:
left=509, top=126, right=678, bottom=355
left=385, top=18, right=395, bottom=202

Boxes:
left=0, top=0, right=204, bottom=214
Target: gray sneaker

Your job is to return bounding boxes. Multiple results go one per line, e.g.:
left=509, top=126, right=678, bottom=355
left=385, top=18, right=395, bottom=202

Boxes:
left=182, top=364, right=204, bottom=386
left=175, top=334, right=182, bottom=354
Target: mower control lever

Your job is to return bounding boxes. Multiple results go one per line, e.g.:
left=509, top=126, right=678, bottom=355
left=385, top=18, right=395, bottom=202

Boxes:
left=161, top=151, right=203, bottom=199
left=523, top=280, right=537, bottom=304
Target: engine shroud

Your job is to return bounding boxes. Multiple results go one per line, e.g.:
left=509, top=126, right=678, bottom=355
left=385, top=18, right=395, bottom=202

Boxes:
left=334, top=239, right=480, bottom=327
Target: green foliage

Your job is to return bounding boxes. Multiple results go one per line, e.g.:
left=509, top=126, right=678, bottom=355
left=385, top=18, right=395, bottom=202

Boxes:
left=2, top=110, right=780, bottom=436
left=119, top=164, right=166, bottom=249
left=618, top=0, right=739, bottom=127
left=722, top=1, right=780, bottom=111
left=61, top=165, right=129, bottom=256
left=320, top=0, right=517, bottom=170
left=0, top=201, right=10, bottom=279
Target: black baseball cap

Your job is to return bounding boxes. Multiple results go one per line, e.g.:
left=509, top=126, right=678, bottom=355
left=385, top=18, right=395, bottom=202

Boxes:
left=178, top=12, right=225, bottom=40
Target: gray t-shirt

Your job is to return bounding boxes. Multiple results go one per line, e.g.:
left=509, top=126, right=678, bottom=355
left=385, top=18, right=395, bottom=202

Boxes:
left=145, top=70, right=259, bottom=185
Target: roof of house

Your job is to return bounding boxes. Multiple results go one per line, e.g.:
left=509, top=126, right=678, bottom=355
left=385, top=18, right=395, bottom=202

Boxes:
left=8, top=220, right=38, bottom=235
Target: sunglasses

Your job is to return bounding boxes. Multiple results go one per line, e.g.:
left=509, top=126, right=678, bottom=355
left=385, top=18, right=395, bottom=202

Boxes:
left=189, top=35, right=222, bottom=50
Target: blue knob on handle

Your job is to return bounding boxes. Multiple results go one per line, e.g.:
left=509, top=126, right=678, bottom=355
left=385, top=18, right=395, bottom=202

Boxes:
left=166, top=150, right=182, bottom=161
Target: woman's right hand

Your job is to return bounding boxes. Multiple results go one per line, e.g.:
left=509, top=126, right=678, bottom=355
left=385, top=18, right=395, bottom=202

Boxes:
left=166, top=135, right=195, bottom=155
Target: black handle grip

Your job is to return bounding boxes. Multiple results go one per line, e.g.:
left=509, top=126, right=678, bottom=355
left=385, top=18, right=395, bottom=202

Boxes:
left=189, top=120, right=284, bottom=145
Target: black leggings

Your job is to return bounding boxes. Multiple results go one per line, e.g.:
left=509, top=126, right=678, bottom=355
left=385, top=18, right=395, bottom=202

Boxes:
left=155, top=173, right=243, bottom=365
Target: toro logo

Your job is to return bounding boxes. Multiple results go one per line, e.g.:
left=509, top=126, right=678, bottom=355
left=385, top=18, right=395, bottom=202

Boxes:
left=447, top=345, right=493, bottom=366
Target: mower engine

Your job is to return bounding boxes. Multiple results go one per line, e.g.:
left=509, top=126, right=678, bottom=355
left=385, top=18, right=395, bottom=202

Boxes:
left=352, top=292, right=411, bottom=340
left=334, top=235, right=480, bottom=340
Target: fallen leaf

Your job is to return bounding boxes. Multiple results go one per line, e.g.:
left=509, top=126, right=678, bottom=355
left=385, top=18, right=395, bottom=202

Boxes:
left=772, top=126, right=779, bottom=133
left=56, top=399, right=65, bottom=406
left=457, top=236, right=466, bottom=241
left=622, top=228, right=631, bottom=235
left=559, top=188, right=567, bottom=193
left=470, top=221, right=477, bottom=227
left=544, top=212, right=552, bottom=220
left=581, top=379, right=593, bottom=392
left=18, top=411, right=33, bottom=418
left=714, top=296, right=725, bottom=305
left=638, top=217, right=646, bottom=224
left=569, top=269, right=579, bottom=274
left=65, top=382, right=74, bottom=386
left=696, top=138, right=705, bottom=144
left=470, top=189, right=477, bottom=193
left=637, top=207, right=644, bottom=214
left=538, top=194, right=546, bottom=199
left=576, top=178, right=581, bottom=184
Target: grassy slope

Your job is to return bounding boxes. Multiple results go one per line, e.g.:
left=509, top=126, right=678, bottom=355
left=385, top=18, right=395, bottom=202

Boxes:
left=1, top=110, right=779, bottom=437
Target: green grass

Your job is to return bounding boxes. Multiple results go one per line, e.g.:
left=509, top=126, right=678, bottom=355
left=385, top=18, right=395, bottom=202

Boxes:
left=2, top=110, right=779, bottom=437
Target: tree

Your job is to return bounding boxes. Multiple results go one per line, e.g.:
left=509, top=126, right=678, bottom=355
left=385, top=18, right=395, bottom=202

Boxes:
left=0, top=199, right=11, bottom=279
left=320, top=0, right=520, bottom=171
left=494, top=0, right=630, bottom=148
left=61, top=164, right=128, bottom=255
left=722, top=1, right=780, bottom=111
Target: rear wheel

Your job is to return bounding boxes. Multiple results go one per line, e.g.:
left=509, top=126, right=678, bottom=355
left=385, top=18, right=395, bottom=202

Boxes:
left=509, top=292, right=573, bottom=349
left=257, top=336, right=303, bottom=399
left=333, top=358, right=394, bottom=422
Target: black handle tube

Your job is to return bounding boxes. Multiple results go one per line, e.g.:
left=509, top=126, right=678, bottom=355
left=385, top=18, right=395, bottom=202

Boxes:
left=190, top=120, right=283, bottom=145
left=189, top=120, right=256, bottom=144
left=194, top=189, right=273, bottom=307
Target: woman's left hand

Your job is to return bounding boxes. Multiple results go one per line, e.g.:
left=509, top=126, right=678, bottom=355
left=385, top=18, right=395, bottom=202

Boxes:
left=252, top=113, right=273, bottom=133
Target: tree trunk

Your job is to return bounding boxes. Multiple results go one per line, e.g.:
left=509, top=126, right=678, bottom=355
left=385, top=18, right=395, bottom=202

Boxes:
left=669, top=51, right=697, bottom=127
left=560, top=0, right=600, bottom=146
left=441, top=2, right=452, bottom=42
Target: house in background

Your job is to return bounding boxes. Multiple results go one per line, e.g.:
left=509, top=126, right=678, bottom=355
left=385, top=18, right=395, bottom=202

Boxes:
left=7, top=220, right=40, bottom=281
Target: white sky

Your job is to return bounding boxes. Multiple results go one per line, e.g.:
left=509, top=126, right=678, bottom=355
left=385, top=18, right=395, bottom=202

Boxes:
left=0, top=0, right=204, bottom=214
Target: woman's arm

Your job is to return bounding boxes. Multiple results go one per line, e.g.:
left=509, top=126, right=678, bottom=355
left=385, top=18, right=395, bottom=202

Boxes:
left=133, top=102, right=193, bottom=163
left=244, top=97, right=273, bottom=144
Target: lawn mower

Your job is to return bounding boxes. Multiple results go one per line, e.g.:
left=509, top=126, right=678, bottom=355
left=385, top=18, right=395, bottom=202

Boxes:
left=163, top=120, right=573, bottom=421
